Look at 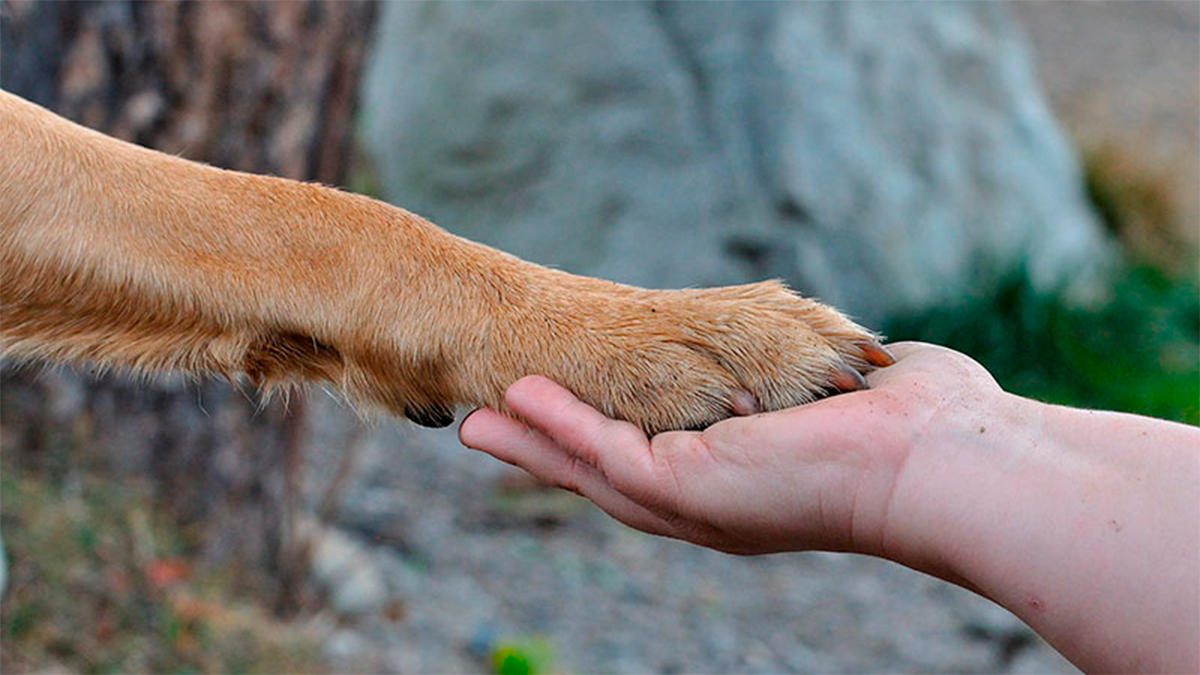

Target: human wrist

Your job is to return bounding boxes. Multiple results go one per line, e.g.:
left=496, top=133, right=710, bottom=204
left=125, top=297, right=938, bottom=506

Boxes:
left=870, top=388, right=1048, bottom=588
left=884, top=392, right=1199, bottom=673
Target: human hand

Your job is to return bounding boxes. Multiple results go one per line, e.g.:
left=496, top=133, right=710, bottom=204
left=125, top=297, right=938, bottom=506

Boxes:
left=458, top=342, right=1006, bottom=556
left=460, top=341, right=1200, bottom=673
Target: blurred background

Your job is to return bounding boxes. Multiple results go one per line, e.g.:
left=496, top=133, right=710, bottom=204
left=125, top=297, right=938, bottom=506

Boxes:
left=0, top=1, right=1195, bottom=673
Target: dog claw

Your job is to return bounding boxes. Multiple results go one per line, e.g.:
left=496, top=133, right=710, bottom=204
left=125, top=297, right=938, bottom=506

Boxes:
left=856, top=341, right=896, bottom=367
left=828, top=364, right=869, bottom=392
left=730, top=389, right=760, bottom=416
left=405, top=403, right=456, bottom=428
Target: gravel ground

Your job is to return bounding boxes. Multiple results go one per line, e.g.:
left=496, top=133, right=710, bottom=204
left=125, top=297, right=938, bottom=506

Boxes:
left=301, top=399, right=1076, bottom=674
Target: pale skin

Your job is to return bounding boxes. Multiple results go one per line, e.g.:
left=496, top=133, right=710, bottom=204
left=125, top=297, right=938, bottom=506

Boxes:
left=459, top=342, right=1200, bottom=674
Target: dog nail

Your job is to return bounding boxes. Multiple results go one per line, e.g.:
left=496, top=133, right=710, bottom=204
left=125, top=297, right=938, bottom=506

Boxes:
left=730, top=389, right=760, bottom=416
left=405, top=403, right=456, bottom=428
left=856, top=341, right=896, bottom=367
left=828, top=364, right=868, bottom=392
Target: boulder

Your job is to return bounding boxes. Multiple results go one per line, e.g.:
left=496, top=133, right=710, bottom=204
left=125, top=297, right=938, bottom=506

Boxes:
left=362, top=1, right=1111, bottom=325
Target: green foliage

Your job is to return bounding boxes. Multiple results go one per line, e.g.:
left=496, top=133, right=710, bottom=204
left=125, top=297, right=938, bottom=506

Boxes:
left=885, top=263, right=1199, bottom=425
left=490, top=637, right=554, bottom=675
left=890, top=139, right=1198, bottom=425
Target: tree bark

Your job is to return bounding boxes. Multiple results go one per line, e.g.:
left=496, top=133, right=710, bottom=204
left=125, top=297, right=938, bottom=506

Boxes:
left=0, top=0, right=377, bottom=611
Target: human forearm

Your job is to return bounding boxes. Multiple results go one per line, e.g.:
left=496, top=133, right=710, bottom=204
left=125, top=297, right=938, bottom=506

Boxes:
left=893, top=395, right=1200, bottom=673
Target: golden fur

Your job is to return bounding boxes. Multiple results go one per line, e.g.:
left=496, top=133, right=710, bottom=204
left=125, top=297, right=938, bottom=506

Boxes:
left=0, top=89, right=891, bottom=434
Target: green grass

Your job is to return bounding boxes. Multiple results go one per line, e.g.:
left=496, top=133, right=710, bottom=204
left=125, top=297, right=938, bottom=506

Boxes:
left=888, top=142, right=1198, bottom=426
left=490, top=637, right=555, bottom=675
left=885, top=263, right=1199, bottom=425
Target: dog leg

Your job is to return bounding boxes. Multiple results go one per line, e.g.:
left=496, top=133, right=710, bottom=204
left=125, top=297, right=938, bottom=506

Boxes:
left=0, top=90, right=891, bottom=434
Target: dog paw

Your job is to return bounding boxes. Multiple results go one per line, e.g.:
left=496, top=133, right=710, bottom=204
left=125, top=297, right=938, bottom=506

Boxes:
left=519, top=280, right=894, bottom=435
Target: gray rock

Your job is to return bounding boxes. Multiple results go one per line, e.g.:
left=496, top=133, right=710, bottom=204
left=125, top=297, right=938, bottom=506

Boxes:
left=1007, top=642, right=1080, bottom=674
left=323, top=627, right=372, bottom=664
left=303, top=519, right=393, bottom=616
left=361, top=1, right=1111, bottom=326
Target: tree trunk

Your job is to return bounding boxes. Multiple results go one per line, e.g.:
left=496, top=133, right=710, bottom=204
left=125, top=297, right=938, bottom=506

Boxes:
left=0, top=0, right=377, bottom=612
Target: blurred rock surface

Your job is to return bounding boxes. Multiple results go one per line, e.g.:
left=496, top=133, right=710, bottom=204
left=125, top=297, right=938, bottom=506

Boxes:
left=1015, top=1, right=1199, bottom=246
left=302, top=518, right=394, bottom=616
left=362, top=1, right=1111, bottom=326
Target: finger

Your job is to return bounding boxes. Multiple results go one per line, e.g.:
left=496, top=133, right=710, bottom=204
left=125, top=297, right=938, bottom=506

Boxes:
left=461, top=407, right=603, bottom=487
left=459, top=407, right=545, bottom=468
left=865, top=341, right=982, bottom=389
left=877, top=341, right=939, bottom=360
left=503, top=376, right=657, bottom=491
left=459, top=408, right=684, bottom=537
left=862, top=341, right=932, bottom=386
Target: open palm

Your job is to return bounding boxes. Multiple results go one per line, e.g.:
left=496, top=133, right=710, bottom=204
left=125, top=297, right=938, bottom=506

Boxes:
left=459, top=342, right=1002, bottom=555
